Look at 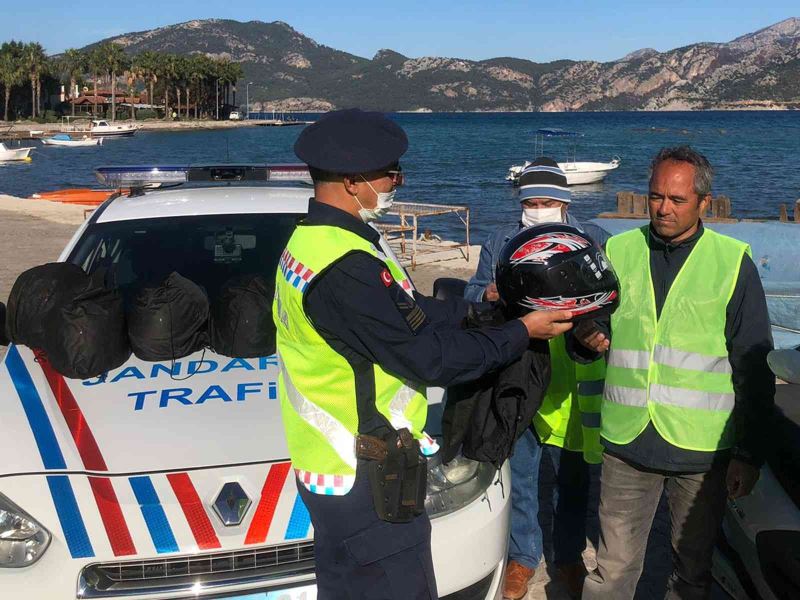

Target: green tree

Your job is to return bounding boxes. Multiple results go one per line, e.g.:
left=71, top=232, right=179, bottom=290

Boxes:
left=22, top=42, right=46, bottom=118
left=132, top=50, right=160, bottom=115
left=87, top=46, right=105, bottom=117
left=98, top=42, right=128, bottom=121
left=0, top=41, right=25, bottom=121
left=58, top=48, right=86, bottom=117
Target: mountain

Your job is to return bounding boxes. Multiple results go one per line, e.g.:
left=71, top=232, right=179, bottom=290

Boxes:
left=90, top=17, right=800, bottom=111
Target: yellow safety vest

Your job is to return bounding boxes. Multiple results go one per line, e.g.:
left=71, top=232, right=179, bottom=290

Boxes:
left=602, top=226, right=749, bottom=451
left=534, top=336, right=606, bottom=464
left=274, top=224, right=429, bottom=495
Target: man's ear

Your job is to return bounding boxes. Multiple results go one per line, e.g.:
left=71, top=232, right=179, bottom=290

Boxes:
left=342, top=174, right=360, bottom=195
left=698, top=193, right=711, bottom=214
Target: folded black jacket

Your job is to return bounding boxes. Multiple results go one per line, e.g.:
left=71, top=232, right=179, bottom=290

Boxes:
left=442, top=338, right=550, bottom=469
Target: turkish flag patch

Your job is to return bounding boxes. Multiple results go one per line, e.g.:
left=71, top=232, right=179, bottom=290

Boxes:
left=380, top=268, right=394, bottom=287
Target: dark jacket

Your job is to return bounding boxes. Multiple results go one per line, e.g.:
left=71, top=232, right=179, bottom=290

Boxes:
left=442, top=337, right=551, bottom=468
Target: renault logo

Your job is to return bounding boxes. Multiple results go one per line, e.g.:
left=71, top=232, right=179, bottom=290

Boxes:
left=212, top=482, right=252, bottom=527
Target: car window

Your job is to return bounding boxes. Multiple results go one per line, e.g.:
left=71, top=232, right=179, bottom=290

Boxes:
left=69, top=213, right=301, bottom=304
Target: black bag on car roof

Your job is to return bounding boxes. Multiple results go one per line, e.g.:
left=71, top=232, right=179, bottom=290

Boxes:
left=127, top=272, right=209, bottom=361
left=5, top=262, right=88, bottom=348
left=44, top=271, right=131, bottom=379
left=210, top=274, right=275, bottom=358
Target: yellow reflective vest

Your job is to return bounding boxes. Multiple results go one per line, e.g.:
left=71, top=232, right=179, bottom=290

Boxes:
left=274, top=224, right=428, bottom=495
left=602, top=226, right=749, bottom=451
left=534, top=336, right=606, bottom=464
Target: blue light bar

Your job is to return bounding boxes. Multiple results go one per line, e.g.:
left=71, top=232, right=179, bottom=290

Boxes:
left=95, top=164, right=312, bottom=187
left=95, top=165, right=189, bottom=187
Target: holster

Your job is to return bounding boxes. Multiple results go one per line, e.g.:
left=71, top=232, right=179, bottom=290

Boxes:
left=355, top=428, right=427, bottom=523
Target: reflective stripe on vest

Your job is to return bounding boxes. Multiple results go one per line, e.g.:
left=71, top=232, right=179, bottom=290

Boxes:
left=602, top=226, right=749, bottom=451
left=274, top=224, right=429, bottom=495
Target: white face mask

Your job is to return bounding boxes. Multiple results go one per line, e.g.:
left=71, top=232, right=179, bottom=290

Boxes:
left=521, top=206, right=564, bottom=227
left=353, top=176, right=396, bottom=222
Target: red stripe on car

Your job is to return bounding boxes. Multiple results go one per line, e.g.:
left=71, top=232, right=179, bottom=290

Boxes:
left=244, top=462, right=291, bottom=545
left=167, top=472, right=221, bottom=550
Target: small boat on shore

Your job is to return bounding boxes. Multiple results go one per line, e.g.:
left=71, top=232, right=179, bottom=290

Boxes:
left=42, top=134, right=103, bottom=147
left=0, top=142, right=33, bottom=162
left=30, top=188, right=123, bottom=205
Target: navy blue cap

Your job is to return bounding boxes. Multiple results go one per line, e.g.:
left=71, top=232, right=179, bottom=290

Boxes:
left=294, top=108, right=408, bottom=173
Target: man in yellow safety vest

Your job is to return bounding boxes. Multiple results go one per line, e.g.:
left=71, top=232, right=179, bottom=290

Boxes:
left=578, top=146, right=775, bottom=600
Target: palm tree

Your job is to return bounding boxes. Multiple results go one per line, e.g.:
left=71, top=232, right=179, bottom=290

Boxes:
left=58, top=48, right=85, bottom=117
left=160, top=54, right=179, bottom=120
left=133, top=50, right=159, bottom=114
left=87, top=46, right=105, bottom=117
left=0, top=41, right=25, bottom=121
left=98, top=42, right=128, bottom=121
left=22, top=42, right=46, bottom=118
left=170, top=55, right=188, bottom=120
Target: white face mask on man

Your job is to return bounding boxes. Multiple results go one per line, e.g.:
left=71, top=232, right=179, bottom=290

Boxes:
left=521, top=205, right=564, bottom=227
left=353, top=176, right=396, bottom=223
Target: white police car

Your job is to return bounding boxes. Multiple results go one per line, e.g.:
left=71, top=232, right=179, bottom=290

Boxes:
left=0, top=165, right=510, bottom=599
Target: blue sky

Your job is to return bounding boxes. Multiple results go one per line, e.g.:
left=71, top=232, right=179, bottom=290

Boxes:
left=1, top=1, right=796, bottom=62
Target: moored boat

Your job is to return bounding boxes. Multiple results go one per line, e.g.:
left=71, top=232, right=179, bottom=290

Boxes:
left=41, top=134, right=103, bottom=147
left=90, top=119, right=140, bottom=137
left=507, top=158, right=621, bottom=185
left=0, top=142, right=33, bottom=161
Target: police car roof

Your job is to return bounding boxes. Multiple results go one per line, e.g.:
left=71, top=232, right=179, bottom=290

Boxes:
left=97, top=186, right=311, bottom=223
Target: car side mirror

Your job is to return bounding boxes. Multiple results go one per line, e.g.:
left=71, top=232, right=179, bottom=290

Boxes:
left=433, top=278, right=467, bottom=301
left=768, top=347, right=800, bottom=385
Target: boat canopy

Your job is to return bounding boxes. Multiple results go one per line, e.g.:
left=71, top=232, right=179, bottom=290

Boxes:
left=52, top=134, right=71, bottom=141
left=536, top=128, right=584, bottom=137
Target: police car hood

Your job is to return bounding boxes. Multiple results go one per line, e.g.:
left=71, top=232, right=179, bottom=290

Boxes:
left=0, top=346, right=285, bottom=476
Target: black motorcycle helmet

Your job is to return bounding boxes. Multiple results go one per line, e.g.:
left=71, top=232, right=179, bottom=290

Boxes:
left=496, top=223, right=619, bottom=320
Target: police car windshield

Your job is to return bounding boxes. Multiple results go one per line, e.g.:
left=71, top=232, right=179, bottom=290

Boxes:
left=69, top=213, right=301, bottom=304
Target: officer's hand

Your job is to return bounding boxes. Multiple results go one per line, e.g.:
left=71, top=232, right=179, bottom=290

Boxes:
left=519, top=310, right=573, bottom=340
left=575, top=320, right=610, bottom=352
left=484, top=282, right=500, bottom=302
left=726, top=459, right=760, bottom=499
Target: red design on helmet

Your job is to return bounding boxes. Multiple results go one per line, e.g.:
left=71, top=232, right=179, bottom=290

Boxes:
left=510, top=233, right=592, bottom=265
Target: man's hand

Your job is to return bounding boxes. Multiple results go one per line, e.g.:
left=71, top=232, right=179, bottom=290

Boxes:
left=519, top=310, right=573, bottom=340
left=726, top=459, right=760, bottom=499
left=575, top=320, right=610, bottom=353
left=484, top=282, right=500, bottom=302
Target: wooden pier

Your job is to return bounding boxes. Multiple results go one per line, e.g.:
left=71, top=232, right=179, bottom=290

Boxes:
left=599, top=191, right=800, bottom=224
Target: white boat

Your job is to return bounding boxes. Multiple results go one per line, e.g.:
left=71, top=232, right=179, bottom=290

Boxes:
left=506, top=127, right=621, bottom=186
left=90, top=119, right=140, bottom=137
left=506, top=158, right=621, bottom=186
left=0, top=142, right=33, bottom=161
left=41, top=133, right=103, bottom=147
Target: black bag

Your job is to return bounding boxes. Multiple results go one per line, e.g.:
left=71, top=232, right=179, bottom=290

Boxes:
left=127, top=272, right=209, bottom=361
left=5, top=263, right=88, bottom=348
left=210, top=274, right=275, bottom=358
left=44, top=272, right=131, bottom=379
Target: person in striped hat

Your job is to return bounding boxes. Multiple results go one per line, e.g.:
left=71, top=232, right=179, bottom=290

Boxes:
left=465, top=157, right=610, bottom=599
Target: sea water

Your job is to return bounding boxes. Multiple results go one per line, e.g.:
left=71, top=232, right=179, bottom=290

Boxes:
left=1, top=111, right=798, bottom=239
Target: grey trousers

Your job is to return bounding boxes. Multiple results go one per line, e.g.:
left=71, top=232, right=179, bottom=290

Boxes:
left=582, top=453, right=727, bottom=600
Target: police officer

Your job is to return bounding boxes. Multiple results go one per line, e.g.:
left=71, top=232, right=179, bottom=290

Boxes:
left=274, top=109, right=575, bottom=599
left=465, top=158, right=609, bottom=599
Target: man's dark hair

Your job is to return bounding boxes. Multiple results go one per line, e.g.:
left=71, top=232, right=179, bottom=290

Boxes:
left=308, top=167, right=343, bottom=184
left=650, top=145, right=713, bottom=198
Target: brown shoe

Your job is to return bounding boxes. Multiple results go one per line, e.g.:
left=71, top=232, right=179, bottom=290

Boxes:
left=502, top=560, right=535, bottom=599
left=556, top=562, right=587, bottom=599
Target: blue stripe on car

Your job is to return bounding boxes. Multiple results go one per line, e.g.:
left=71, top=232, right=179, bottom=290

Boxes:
left=284, top=495, right=311, bottom=540
left=129, top=476, right=180, bottom=554
left=47, top=475, right=94, bottom=558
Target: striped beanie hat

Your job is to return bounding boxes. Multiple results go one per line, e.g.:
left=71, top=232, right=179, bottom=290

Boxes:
left=519, top=157, right=571, bottom=204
